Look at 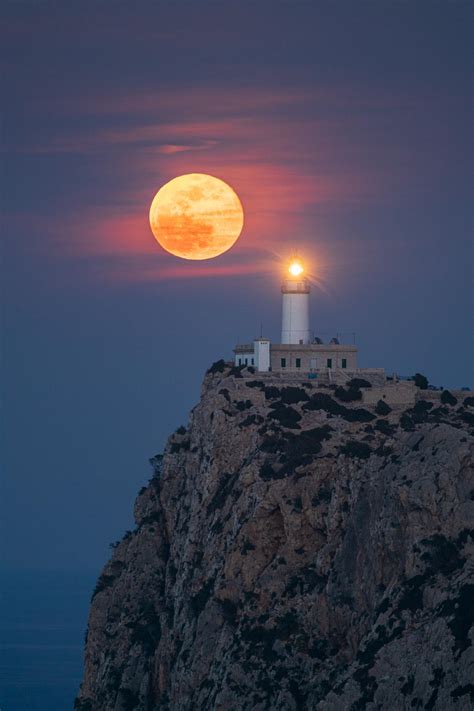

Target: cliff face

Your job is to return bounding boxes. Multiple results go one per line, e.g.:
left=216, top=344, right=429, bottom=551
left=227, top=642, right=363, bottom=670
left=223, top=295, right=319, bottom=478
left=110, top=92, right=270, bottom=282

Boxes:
left=76, top=365, right=474, bottom=711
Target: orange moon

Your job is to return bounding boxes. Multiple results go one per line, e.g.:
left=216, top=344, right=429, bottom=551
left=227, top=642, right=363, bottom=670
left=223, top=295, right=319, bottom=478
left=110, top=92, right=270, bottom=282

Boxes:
left=149, top=173, right=244, bottom=260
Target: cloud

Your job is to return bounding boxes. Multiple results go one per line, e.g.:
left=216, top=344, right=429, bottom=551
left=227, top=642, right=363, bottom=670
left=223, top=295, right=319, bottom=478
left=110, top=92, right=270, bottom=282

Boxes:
left=105, top=258, right=276, bottom=284
left=6, top=81, right=443, bottom=285
left=157, top=140, right=219, bottom=155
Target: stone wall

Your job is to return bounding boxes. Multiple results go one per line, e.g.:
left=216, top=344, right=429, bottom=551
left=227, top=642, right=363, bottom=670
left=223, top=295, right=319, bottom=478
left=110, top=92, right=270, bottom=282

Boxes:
left=362, top=382, right=417, bottom=407
left=230, top=368, right=386, bottom=388
left=269, top=344, right=358, bottom=372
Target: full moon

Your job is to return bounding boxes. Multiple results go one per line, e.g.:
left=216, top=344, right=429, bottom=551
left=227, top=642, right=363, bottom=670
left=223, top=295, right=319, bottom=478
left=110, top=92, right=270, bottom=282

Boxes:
left=149, top=173, right=244, bottom=260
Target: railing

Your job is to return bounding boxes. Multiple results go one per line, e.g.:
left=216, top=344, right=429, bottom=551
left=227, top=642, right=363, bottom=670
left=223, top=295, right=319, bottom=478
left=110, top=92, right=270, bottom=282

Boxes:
left=233, top=344, right=254, bottom=352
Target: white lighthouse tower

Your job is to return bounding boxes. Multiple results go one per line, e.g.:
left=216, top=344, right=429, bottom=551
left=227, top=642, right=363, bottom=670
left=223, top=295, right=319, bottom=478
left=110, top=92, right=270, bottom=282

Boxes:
left=281, top=259, right=311, bottom=344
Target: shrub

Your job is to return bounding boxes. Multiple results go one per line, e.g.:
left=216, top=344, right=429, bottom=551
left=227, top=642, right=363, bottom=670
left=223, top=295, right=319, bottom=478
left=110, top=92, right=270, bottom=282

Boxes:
left=463, top=396, right=474, bottom=408
left=311, top=486, right=332, bottom=505
left=335, top=386, right=362, bottom=402
left=419, top=533, right=465, bottom=576
left=206, top=472, right=239, bottom=516
left=264, top=385, right=282, bottom=400
left=218, top=598, right=238, bottom=625
left=340, top=441, right=372, bottom=459
left=277, top=425, right=333, bottom=473
left=74, top=700, right=93, bottom=711
left=239, top=414, right=264, bottom=428
left=207, top=359, right=227, bottom=374
left=241, top=539, right=256, bottom=555
left=285, top=567, right=327, bottom=596
left=400, top=413, right=415, bottom=431
left=345, top=408, right=376, bottom=423
left=235, top=399, right=252, bottom=411
left=375, top=399, right=391, bottom=416
left=260, top=434, right=282, bottom=454
left=303, top=392, right=347, bottom=415
left=412, top=400, right=433, bottom=414
left=278, top=387, right=310, bottom=404
left=218, top=388, right=231, bottom=402
left=428, top=406, right=449, bottom=423
left=260, top=460, right=275, bottom=480
left=375, top=444, right=393, bottom=457
left=170, top=439, right=190, bottom=453
left=259, top=462, right=284, bottom=480
left=461, top=411, right=474, bottom=425
left=91, top=573, right=116, bottom=600
left=246, top=380, right=265, bottom=389
left=303, top=392, right=375, bottom=422
left=414, top=373, right=429, bottom=390
left=441, top=389, right=457, bottom=406
left=375, top=419, right=396, bottom=436
left=407, top=400, right=434, bottom=424
left=302, top=424, right=333, bottom=444
left=348, top=378, right=372, bottom=389
left=268, top=405, right=302, bottom=429
left=118, top=689, right=140, bottom=711
left=128, top=601, right=161, bottom=655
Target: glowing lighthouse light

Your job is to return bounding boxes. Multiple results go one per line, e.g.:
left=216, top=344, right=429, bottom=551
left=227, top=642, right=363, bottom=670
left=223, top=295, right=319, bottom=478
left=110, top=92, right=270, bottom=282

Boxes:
left=289, top=260, right=304, bottom=277
left=281, top=257, right=311, bottom=345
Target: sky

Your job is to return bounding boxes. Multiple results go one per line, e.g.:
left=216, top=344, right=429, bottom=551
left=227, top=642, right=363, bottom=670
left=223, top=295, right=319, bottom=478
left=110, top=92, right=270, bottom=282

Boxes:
left=2, top=0, right=472, bottom=573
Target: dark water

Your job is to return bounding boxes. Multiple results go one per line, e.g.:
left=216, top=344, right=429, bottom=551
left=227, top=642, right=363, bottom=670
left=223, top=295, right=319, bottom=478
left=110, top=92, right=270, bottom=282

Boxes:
left=0, top=570, right=98, bottom=711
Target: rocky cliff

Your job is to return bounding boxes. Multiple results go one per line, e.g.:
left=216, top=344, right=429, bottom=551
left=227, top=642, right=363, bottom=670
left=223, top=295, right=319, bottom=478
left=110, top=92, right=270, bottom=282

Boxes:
left=76, top=364, right=474, bottom=711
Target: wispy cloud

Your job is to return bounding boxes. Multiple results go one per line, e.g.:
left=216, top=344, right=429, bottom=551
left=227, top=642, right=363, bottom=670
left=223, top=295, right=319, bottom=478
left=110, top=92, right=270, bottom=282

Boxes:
left=103, top=258, right=277, bottom=285
left=6, top=80, right=446, bottom=284
left=157, top=139, right=219, bottom=154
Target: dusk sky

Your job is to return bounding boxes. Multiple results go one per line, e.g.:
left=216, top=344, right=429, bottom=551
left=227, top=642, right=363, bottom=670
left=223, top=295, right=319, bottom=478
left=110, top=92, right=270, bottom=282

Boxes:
left=3, top=1, right=472, bottom=574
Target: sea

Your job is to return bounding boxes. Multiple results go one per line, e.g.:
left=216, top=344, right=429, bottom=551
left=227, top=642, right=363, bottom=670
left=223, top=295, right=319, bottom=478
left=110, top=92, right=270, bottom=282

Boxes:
left=0, top=570, right=98, bottom=711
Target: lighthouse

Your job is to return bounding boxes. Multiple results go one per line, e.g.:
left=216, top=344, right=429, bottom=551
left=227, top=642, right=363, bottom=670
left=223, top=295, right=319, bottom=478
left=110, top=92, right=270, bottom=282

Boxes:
left=233, top=254, right=363, bottom=376
left=281, top=259, right=311, bottom=344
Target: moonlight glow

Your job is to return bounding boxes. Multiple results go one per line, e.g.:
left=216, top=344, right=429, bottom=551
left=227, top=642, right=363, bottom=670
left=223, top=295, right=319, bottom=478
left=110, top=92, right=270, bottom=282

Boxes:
left=149, top=173, right=244, bottom=260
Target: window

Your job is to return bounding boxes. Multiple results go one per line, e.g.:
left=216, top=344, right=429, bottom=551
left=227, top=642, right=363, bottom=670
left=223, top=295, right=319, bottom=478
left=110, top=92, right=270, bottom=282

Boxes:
left=342, top=358, right=347, bottom=369
left=238, top=358, right=242, bottom=366
left=251, top=358, right=254, bottom=365
left=327, top=358, right=332, bottom=368
left=245, top=358, right=248, bottom=365
left=310, top=358, right=317, bottom=370
left=281, top=358, right=286, bottom=368
left=295, top=358, right=301, bottom=368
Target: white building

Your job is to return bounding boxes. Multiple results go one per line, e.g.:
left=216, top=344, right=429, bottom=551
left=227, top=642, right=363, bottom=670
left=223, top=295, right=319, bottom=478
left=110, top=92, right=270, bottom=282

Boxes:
left=233, top=258, right=381, bottom=381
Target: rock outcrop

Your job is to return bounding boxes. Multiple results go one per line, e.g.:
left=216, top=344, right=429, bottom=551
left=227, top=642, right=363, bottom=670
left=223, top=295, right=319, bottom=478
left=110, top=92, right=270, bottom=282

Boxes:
left=76, top=364, right=474, bottom=710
